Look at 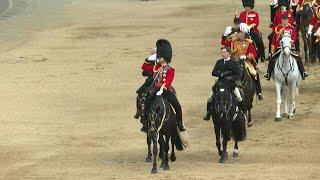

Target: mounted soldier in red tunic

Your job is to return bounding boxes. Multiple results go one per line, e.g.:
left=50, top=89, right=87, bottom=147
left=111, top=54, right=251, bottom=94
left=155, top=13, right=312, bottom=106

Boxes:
left=239, top=0, right=266, bottom=62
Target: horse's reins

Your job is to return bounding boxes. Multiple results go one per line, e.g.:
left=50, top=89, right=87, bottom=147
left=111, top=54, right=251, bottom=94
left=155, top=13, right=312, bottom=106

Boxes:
left=277, top=46, right=295, bottom=86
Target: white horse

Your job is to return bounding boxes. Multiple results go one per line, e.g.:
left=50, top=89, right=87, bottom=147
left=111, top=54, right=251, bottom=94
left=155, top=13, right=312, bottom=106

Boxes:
left=272, top=31, right=301, bottom=121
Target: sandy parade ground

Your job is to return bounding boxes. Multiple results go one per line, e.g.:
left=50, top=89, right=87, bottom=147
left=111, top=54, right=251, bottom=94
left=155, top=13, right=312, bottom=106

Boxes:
left=0, top=0, right=319, bottom=179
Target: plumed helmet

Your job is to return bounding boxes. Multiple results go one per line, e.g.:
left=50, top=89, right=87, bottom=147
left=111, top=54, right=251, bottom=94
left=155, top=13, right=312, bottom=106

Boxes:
left=156, top=39, right=172, bottom=63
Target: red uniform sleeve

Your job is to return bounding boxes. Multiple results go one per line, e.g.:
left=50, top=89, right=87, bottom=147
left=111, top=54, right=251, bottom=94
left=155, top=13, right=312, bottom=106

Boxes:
left=273, top=12, right=281, bottom=30
left=240, top=12, right=246, bottom=23
left=310, top=15, right=318, bottom=26
left=298, top=0, right=303, bottom=6
left=247, top=43, right=257, bottom=60
left=164, top=68, right=175, bottom=90
left=141, top=62, right=154, bottom=73
left=272, top=31, right=278, bottom=48
left=221, top=38, right=231, bottom=47
left=254, top=12, right=260, bottom=30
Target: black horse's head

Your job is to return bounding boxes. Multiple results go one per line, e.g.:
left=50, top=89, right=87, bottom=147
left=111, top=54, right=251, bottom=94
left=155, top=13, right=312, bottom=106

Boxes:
left=213, top=79, right=232, bottom=115
left=147, top=96, right=168, bottom=135
left=301, top=3, right=313, bottom=20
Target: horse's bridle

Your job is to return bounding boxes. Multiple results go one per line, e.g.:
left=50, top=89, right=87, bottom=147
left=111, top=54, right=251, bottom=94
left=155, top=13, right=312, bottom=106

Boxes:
left=278, top=43, right=295, bottom=86
left=148, top=97, right=169, bottom=140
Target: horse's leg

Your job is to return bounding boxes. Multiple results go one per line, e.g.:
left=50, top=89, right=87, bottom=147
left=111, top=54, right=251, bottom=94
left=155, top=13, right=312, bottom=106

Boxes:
left=233, top=141, right=239, bottom=157
left=214, top=124, right=222, bottom=156
left=219, top=126, right=228, bottom=163
left=158, top=137, right=163, bottom=160
left=283, top=96, right=289, bottom=118
left=247, top=109, right=253, bottom=127
left=302, top=33, right=309, bottom=63
left=289, top=85, right=297, bottom=119
left=163, top=136, right=170, bottom=170
left=159, top=135, right=165, bottom=168
left=275, top=83, right=282, bottom=121
left=146, top=134, right=152, bottom=162
left=151, top=136, right=158, bottom=173
left=170, top=138, right=176, bottom=162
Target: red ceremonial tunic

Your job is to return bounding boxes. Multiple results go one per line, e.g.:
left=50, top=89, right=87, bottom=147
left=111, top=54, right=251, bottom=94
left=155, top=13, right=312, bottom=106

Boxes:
left=152, top=65, right=175, bottom=91
left=272, top=24, right=297, bottom=49
left=240, top=10, right=260, bottom=33
left=142, top=61, right=161, bottom=74
left=272, top=10, right=294, bottom=30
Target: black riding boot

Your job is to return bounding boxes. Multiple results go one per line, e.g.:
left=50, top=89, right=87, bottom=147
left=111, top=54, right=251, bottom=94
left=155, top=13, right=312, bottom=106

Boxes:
left=203, top=98, right=212, bottom=121
left=296, top=56, right=309, bottom=80
left=163, top=90, right=186, bottom=132
left=264, top=57, right=276, bottom=80
left=250, top=31, right=266, bottom=62
left=254, top=74, right=263, bottom=100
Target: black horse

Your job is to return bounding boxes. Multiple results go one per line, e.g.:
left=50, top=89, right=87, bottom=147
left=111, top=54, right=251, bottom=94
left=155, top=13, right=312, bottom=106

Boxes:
left=145, top=95, right=186, bottom=173
left=238, top=60, right=256, bottom=127
left=310, top=33, right=320, bottom=63
left=211, top=78, right=247, bottom=163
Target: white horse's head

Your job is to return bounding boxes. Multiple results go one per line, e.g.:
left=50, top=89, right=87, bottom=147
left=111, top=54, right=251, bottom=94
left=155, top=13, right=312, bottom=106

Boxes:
left=280, top=31, right=293, bottom=57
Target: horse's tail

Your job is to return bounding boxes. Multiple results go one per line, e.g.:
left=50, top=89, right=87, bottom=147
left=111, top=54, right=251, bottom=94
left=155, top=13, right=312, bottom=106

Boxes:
left=172, top=127, right=187, bottom=151
left=231, top=112, right=247, bottom=142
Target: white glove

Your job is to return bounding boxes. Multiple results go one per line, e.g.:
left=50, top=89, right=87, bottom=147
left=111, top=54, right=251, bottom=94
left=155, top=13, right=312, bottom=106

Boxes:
left=240, top=55, right=247, bottom=60
left=156, top=89, right=163, bottom=96
left=308, top=25, right=314, bottom=36
left=224, top=26, right=233, bottom=36
left=270, top=0, right=278, bottom=5
left=239, top=23, right=250, bottom=33
left=147, top=53, right=157, bottom=62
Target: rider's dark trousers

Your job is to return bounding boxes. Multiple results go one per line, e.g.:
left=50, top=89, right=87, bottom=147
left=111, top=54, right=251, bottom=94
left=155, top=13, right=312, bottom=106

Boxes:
left=250, top=31, right=266, bottom=61
left=292, top=5, right=297, bottom=19
left=270, top=5, right=277, bottom=24
left=253, top=73, right=262, bottom=94
left=162, top=90, right=183, bottom=125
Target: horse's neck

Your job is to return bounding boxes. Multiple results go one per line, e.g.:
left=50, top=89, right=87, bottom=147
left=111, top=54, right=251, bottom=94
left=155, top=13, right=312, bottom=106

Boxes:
left=278, top=53, right=292, bottom=70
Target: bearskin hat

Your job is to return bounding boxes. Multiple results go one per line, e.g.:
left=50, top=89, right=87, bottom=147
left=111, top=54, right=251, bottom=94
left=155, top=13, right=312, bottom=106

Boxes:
left=278, top=0, right=290, bottom=9
left=156, top=39, right=172, bottom=63
left=242, top=0, right=255, bottom=9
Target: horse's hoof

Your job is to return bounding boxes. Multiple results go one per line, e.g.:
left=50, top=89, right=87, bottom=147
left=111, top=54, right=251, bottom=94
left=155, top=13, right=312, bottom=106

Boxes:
left=145, top=157, right=152, bottom=162
left=163, top=165, right=170, bottom=170
left=233, top=152, right=239, bottom=157
left=151, top=168, right=157, bottom=174
left=247, top=121, right=253, bottom=127
left=288, top=115, right=294, bottom=119
left=170, top=155, right=176, bottom=162
left=219, top=158, right=225, bottom=163
left=160, top=162, right=164, bottom=168
left=275, top=117, right=281, bottom=122
left=282, top=113, right=289, bottom=118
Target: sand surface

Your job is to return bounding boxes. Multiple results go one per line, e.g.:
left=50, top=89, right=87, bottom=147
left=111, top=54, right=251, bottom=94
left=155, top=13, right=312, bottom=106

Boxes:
left=0, top=0, right=319, bottom=179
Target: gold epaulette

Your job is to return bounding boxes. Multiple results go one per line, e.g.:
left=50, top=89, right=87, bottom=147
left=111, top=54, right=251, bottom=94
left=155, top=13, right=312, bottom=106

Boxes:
left=275, top=26, right=284, bottom=35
